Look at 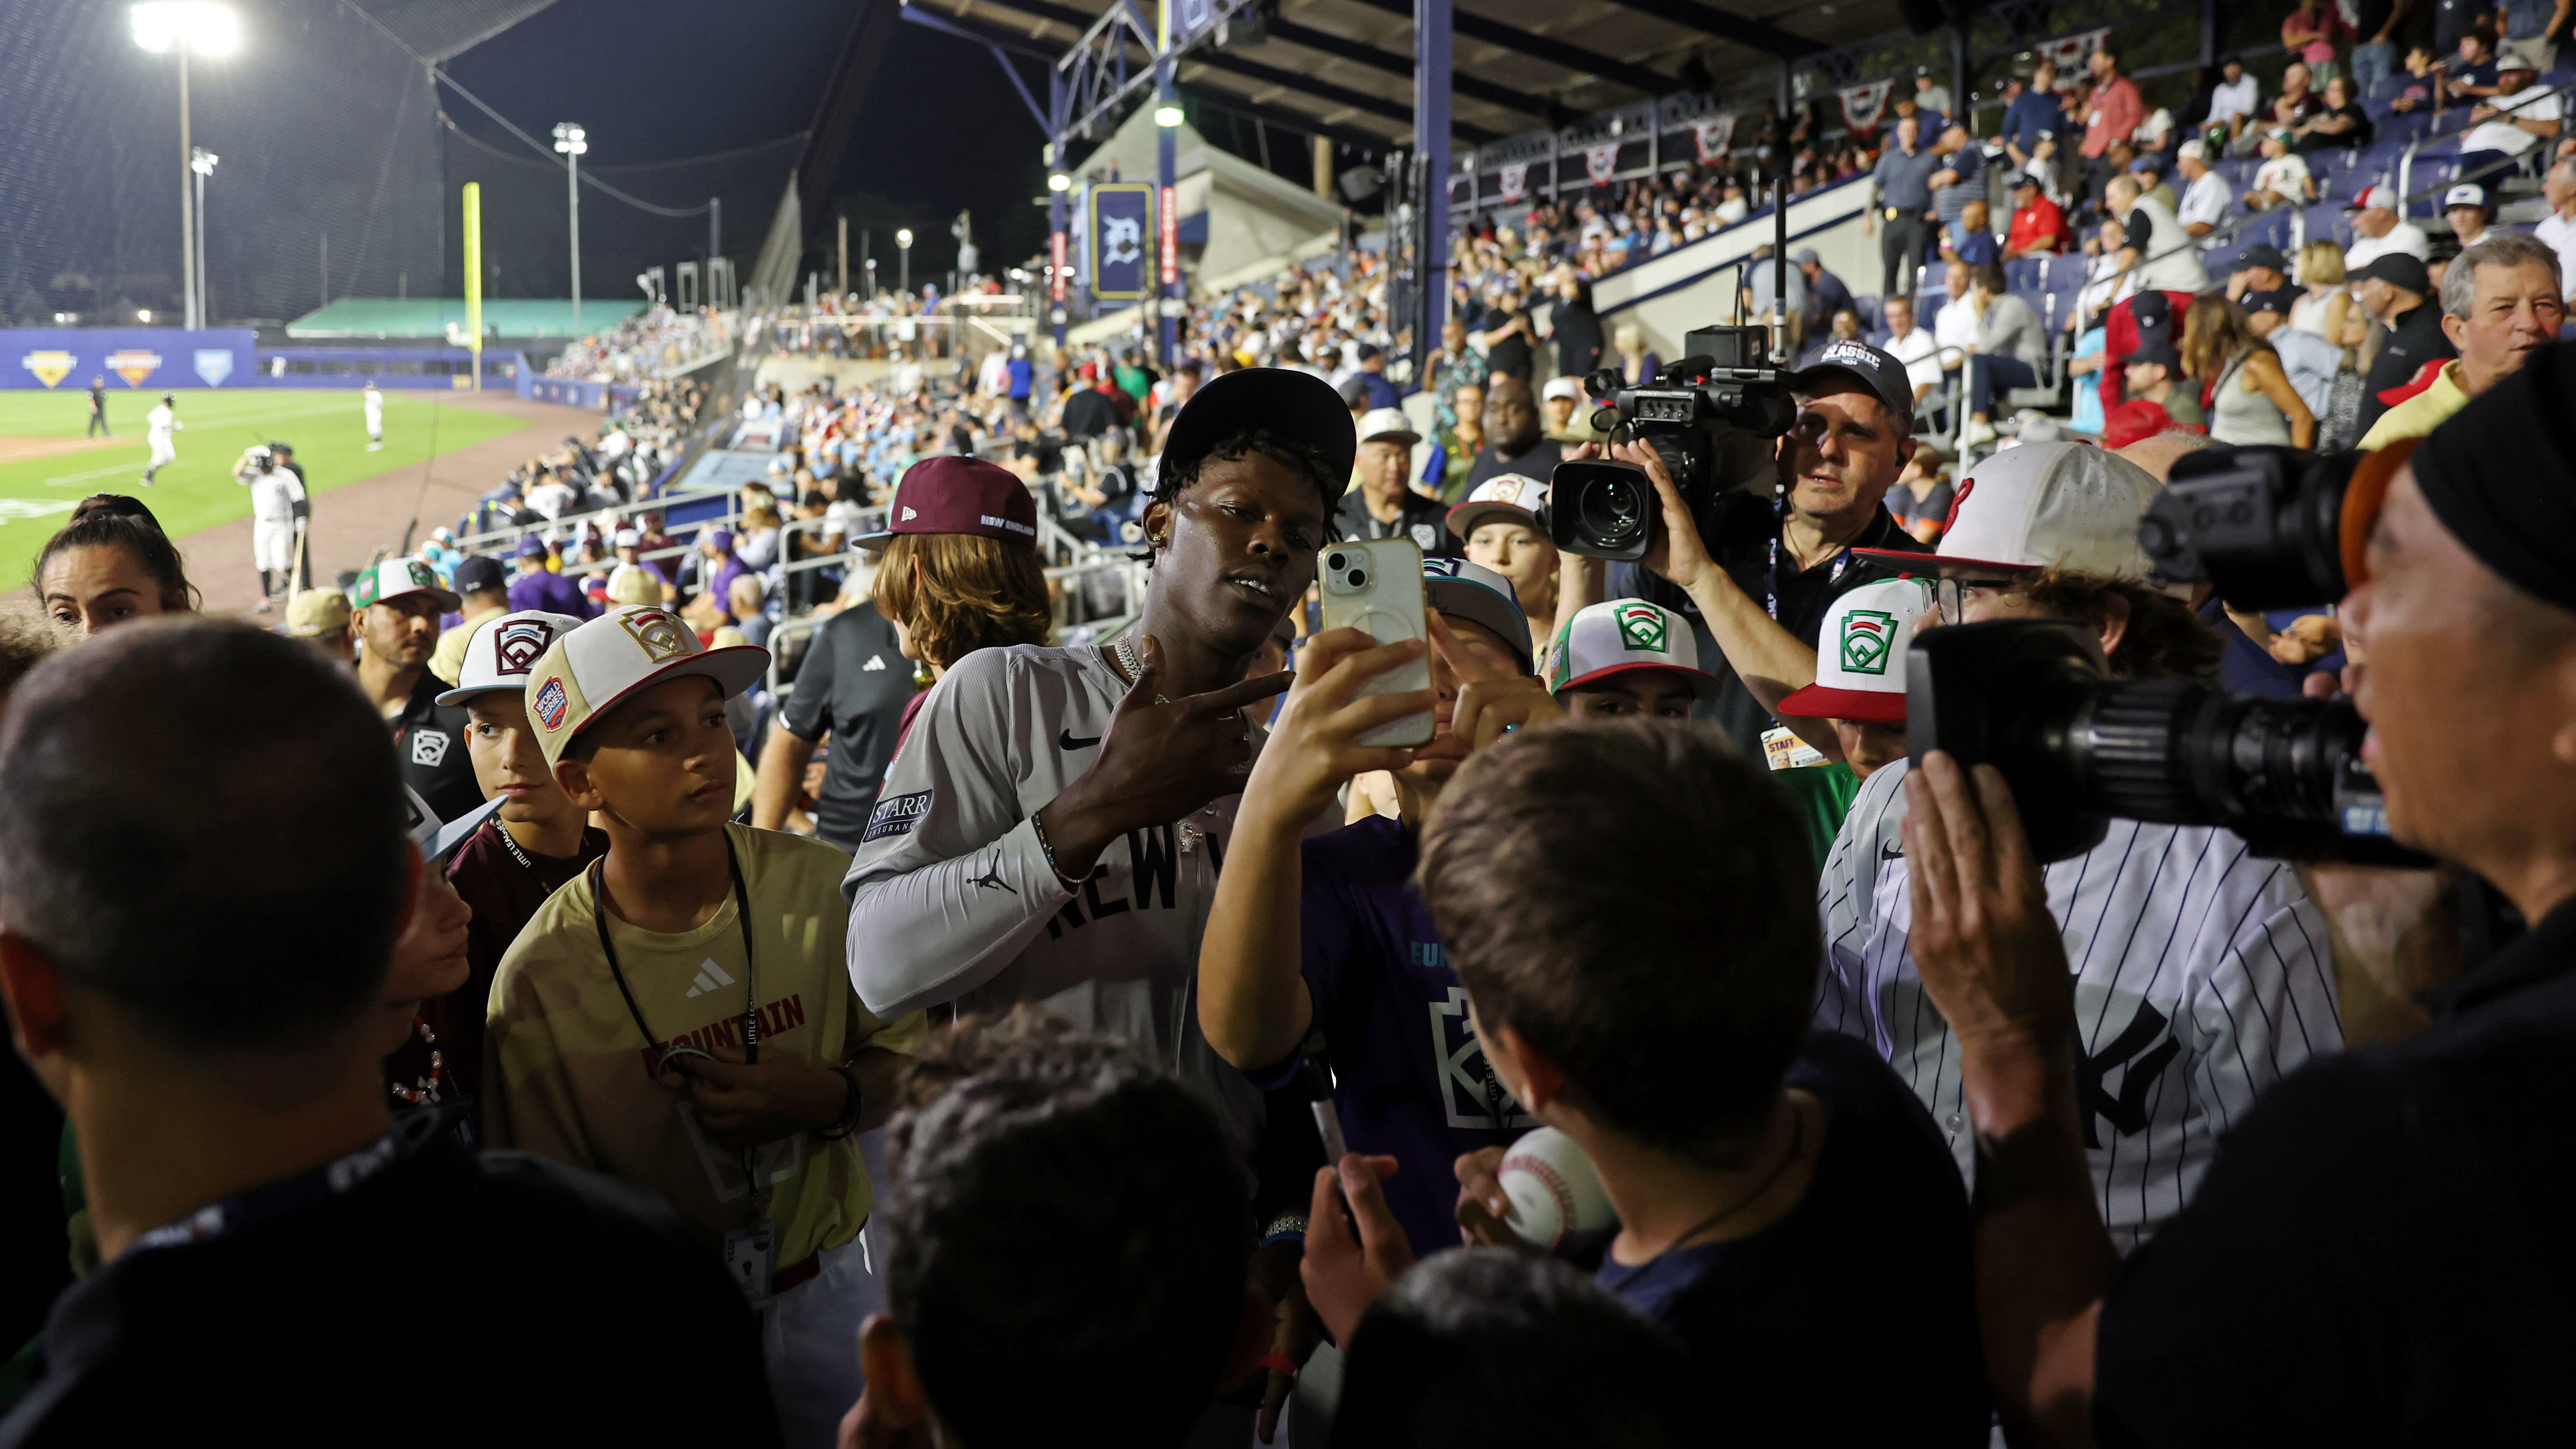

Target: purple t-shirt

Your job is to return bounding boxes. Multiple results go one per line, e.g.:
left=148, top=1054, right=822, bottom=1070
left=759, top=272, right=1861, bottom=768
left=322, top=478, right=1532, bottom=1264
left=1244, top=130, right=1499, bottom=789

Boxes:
left=506, top=567, right=593, bottom=618
left=1247, top=816, right=1521, bottom=1255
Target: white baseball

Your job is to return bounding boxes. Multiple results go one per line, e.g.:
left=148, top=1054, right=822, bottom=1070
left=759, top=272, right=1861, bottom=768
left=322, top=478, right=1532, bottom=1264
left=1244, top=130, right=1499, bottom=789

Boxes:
left=1495, top=1126, right=1616, bottom=1250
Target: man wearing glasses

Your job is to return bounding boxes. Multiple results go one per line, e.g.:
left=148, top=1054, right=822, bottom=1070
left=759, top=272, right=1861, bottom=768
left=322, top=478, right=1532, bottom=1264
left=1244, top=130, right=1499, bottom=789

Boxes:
left=1811, top=440, right=2340, bottom=1252
left=1601, top=339, right=1932, bottom=762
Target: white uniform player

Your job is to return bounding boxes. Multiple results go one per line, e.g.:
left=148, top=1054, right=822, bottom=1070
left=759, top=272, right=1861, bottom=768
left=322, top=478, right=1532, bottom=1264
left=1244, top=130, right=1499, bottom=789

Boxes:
left=842, top=641, right=1266, bottom=1140
left=363, top=383, right=385, bottom=450
left=238, top=450, right=307, bottom=608
left=142, top=395, right=181, bottom=485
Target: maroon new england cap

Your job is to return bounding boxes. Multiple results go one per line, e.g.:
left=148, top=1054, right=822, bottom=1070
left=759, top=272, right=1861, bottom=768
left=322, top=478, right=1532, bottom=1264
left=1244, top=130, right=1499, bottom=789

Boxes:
left=856, top=455, right=1040, bottom=551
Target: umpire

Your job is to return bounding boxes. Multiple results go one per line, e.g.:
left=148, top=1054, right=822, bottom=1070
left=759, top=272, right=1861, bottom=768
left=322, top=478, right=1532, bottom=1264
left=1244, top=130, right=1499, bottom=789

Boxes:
left=1903, top=345, right=2576, bottom=1444
left=1866, top=113, right=1942, bottom=300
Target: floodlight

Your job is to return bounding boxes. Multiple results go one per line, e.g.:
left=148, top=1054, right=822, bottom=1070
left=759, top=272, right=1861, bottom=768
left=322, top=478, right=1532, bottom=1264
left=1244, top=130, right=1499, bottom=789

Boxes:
left=1049, top=172, right=1071, bottom=192
left=138, top=309, right=154, bottom=322
left=131, top=2, right=239, bottom=56
left=1155, top=103, right=1184, bottom=127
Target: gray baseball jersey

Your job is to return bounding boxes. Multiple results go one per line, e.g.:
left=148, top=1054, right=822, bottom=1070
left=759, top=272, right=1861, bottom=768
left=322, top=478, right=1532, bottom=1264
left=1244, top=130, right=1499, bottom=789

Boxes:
left=1815, top=760, right=2342, bottom=1250
left=841, top=642, right=1262, bottom=1136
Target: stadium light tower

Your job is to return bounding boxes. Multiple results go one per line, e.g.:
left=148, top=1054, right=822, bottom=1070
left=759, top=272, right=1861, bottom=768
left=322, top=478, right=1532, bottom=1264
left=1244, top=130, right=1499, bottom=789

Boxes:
left=554, top=123, right=588, bottom=331
left=896, top=228, right=913, bottom=295
left=132, top=2, right=239, bottom=331
left=190, top=148, right=218, bottom=326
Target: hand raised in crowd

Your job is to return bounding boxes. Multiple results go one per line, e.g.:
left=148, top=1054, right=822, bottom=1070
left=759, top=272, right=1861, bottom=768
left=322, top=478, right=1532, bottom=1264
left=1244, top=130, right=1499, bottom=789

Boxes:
left=1616, top=439, right=1719, bottom=595
left=1901, top=753, right=2079, bottom=1107
left=1235, top=627, right=1430, bottom=829
left=655, top=1043, right=851, bottom=1148
left=1301, top=1153, right=1415, bottom=1345
left=1426, top=612, right=1557, bottom=753
left=1040, top=633, right=1294, bottom=875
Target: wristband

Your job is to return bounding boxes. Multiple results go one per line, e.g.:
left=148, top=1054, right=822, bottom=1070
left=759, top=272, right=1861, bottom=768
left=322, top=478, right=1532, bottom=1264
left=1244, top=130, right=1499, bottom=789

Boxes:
left=1256, top=1354, right=1300, bottom=1378
left=1029, top=810, right=1087, bottom=892
left=1260, top=1213, right=1308, bottom=1248
left=815, top=1065, right=866, bottom=1141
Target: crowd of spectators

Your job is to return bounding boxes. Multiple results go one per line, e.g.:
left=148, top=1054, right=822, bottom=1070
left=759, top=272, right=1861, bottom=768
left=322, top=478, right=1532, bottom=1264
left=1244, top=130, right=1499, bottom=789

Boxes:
left=544, top=302, right=736, bottom=381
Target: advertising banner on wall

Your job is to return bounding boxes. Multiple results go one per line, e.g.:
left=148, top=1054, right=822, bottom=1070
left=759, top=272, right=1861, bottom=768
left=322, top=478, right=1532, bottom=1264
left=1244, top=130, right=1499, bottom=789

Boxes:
left=1, top=328, right=258, bottom=391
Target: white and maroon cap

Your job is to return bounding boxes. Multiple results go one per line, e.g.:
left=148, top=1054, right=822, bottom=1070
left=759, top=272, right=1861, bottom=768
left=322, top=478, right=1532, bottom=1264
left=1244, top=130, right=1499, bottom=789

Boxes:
left=1777, top=577, right=1934, bottom=724
left=525, top=604, right=770, bottom=768
left=1445, top=473, right=1549, bottom=540
left=1857, top=440, right=2159, bottom=580
left=435, top=610, right=588, bottom=706
left=1544, top=599, right=1718, bottom=699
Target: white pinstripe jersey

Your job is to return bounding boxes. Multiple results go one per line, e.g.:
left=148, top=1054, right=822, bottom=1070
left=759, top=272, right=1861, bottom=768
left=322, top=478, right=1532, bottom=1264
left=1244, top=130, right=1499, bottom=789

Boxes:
left=1815, top=761, right=2343, bottom=1250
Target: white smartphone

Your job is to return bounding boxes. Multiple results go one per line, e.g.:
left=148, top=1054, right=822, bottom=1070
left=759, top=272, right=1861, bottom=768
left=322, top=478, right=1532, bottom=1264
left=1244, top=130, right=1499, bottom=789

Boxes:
left=1317, top=537, right=1433, bottom=748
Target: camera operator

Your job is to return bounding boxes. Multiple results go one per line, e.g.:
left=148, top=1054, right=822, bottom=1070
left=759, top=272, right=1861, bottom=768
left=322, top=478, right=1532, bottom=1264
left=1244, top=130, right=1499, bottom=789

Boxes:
left=1901, top=347, right=2576, bottom=1446
left=1814, top=441, right=2340, bottom=1253
left=1601, top=341, right=1929, bottom=761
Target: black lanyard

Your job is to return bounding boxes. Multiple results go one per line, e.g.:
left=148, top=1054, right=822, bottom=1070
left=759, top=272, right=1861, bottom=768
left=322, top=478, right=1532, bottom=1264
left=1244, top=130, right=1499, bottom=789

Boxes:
left=588, top=833, right=761, bottom=1068
left=1764, top=530, right=1856, bottom=623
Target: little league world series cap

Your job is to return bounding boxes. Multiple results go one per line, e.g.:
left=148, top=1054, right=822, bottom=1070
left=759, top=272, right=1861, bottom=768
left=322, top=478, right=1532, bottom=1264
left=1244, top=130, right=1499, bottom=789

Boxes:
left=1158, top=367, right=1358, bottom=506
left=350, top=557, right=460, bottom=613
left=1421, top=557, right=1531, bottom=662
left=1789, top=339, right=1916, bottom=429
left=1857, top=440, right=2161, bottom=580
left=857, top=455, right=1038, bottom=551
left=435, top=610, right=587, bottom=707
left=1777, top=577, right=1934, bottom=725
left=1545, top=599, right=1718, bottom=698
left=525, top=604, right=770, bottom=770
left=1445, top=474, right=1547, bottom=541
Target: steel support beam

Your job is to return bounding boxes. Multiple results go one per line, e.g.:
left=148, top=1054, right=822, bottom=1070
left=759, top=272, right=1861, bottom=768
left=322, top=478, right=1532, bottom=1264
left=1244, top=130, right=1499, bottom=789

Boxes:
left=1584, top=0, right=1822, bottom=58
left=1337, top=0, right=1672, bottom=96
left=1184, top=50, right=1500, bottom=140
left=1267, top=17, right=1544, bottom=116
left=1417, top=0, right=1450, bottom=372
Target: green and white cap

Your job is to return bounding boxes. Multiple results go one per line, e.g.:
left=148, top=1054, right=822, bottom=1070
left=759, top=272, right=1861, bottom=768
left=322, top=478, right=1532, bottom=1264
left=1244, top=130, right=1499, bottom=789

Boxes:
left=1545, top=600, right=1718, bottom=699
left=1775, top=576, right=1933, bottom=725
left=350, top=556, right=461, bottom=613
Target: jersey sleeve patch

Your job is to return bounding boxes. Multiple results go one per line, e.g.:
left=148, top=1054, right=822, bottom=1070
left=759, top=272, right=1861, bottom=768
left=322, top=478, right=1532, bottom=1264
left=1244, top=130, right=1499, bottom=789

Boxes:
left=864, top=789, right=934, bottom=843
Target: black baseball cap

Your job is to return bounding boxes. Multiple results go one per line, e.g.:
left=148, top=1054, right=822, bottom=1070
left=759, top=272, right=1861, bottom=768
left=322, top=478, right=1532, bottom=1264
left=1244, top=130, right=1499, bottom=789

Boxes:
left=1790, top=339, right=1917, bottom=428
left=2128, top=340, right=2183, bottom=370
left=2241, top=287, right=2296, bottom=318
left=1159, top=366, right=1358, bottom=506
left=453, top=554, right=507, bottom=594
left=2234, top=244, right=2290, bottom=274
left=2348, top=252, right=2433, bottom=294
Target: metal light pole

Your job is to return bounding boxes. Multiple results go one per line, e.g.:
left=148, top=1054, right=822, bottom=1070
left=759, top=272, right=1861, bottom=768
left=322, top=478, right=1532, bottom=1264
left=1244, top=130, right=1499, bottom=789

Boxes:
left=553, top=122, right=588, bottom=329
left=896, top=228, right=913, bottom=295
left=190, top=148, right=217, bottom=326
left=132, top=3, right=239, bottom=331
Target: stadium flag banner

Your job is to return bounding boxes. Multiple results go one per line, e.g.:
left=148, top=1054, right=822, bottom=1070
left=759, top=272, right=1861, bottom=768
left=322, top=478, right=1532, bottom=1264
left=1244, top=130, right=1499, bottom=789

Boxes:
left=1694, top=115, right=1736, bottom=163
left=4, top=329, right=257, bottom=390
left=1090, top=184, right=1154, bottom=301
left=1837, top=81, right=1894, bottom=133
left=2037, top=28, right=2110, bottom=70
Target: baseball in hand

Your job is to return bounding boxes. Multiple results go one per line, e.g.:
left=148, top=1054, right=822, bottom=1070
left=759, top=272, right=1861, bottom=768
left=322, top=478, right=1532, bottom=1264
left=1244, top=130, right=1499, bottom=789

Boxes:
left=1496, top=1126, right=1616, bottom=1250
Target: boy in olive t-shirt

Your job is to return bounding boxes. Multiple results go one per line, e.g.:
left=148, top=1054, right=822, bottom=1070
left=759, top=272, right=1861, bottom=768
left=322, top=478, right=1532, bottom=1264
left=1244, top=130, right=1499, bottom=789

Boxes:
left=485, top=604, right=926, bottom=1448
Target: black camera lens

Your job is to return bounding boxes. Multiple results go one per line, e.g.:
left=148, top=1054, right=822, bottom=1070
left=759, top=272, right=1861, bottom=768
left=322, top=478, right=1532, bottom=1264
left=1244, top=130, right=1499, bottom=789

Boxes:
left=1348, top=569, right=1367, bottom=588
left=2142, top=446, right=2358, bottom=610
left=1327, top=551, right=1349, bottom=572
left=1581, top=477, right=1648, bottom=542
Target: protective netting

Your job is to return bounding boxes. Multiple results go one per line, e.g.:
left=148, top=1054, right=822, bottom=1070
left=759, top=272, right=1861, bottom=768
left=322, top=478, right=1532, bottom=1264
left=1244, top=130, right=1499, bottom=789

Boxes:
left=0, top=0, right=462, bottom=327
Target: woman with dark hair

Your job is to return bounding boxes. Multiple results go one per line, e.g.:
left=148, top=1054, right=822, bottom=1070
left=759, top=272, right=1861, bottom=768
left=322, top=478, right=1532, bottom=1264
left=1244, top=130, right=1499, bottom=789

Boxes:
left=33, top=494, right=198, bottom=637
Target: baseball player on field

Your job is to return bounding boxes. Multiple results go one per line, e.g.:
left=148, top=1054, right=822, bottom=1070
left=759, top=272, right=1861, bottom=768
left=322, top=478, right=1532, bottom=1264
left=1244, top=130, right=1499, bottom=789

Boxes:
left=236, top=445, right=307, bottom=613
left=364, top=381, right=385, bottom=451
left=1813, top=443, right=2342, bottom=1251
left=141, top=393, right=181, bottom=486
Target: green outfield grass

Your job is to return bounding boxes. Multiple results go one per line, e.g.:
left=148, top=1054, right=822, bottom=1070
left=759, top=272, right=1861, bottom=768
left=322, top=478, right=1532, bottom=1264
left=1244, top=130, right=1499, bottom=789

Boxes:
left=0, top=388, right=525, bottom=582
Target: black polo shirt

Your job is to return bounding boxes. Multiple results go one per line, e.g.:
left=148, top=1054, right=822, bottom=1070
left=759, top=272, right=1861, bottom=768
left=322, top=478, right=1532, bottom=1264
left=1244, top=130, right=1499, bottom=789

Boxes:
left=1461, top=436, right=1563, bottom=496
left=778, top=603, right=919, bottom=851
left=2357, top=301, right=2457, bottom=439
left=1613, top=494, right=1929, bottom=760
left=2093, top=896, right=2576, bottom=1446
left=390, top=668, right=481, bottom=825
left=1333, top=487, right=1459, bottom=557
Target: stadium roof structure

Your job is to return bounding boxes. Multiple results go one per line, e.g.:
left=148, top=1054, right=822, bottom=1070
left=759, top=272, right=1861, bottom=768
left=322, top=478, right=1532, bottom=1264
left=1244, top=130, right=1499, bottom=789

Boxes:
left=907, top=0, right=1918, bottom=151
left=287, top=298, right=644, bottom=340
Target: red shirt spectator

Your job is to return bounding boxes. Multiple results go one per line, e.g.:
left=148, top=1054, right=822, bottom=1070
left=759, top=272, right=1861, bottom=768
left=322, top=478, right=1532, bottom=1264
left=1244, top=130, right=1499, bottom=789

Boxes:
left=2004, top=193, right=2072, bottom=256
left=2099, top=288, right=2198, bottom=412
left=2083, top=63, right=2145, bottom=159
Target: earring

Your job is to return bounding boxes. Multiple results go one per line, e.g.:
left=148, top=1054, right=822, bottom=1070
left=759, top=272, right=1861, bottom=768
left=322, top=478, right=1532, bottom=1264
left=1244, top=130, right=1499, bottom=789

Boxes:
left=1149, top=533, right=1165, bottom=547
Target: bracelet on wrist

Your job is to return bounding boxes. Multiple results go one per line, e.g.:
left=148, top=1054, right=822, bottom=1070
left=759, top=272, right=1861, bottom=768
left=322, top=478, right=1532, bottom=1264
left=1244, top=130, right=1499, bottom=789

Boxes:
left=815, top=1065, right=866, bottom=1141
left=1260, top=1213, right=1309, bottom=1247
left=1029, top=809, right=1087, bottom=892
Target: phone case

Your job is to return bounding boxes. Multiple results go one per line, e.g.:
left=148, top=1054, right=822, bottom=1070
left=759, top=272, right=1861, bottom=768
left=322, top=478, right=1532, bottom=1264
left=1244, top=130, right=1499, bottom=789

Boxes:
left=1317, top=537, right=1434, bottom=748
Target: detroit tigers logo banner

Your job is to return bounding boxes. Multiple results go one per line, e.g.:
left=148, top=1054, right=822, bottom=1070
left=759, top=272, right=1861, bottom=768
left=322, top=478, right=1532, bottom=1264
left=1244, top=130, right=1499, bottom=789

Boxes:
left=1089, top=184, right=1153, bottom=301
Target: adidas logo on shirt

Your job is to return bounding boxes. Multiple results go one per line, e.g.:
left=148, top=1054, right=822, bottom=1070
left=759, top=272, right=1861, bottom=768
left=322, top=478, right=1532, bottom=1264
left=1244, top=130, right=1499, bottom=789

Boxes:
left=862, top=654, right=887, bottom=671
left=683, top=958, right=738, bottom=998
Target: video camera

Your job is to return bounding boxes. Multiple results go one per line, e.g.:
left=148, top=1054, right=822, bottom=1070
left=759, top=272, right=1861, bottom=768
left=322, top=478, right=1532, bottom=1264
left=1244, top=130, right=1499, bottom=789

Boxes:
left=1907, top=442, right=2420, bottom=865
left=1547, top=325, right=1795, bottom=560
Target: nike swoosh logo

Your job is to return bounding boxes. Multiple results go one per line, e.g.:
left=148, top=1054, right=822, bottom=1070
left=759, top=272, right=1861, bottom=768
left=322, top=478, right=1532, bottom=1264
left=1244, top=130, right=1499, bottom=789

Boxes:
left=1058, top=729, right=1101, bottom=750
left=1879, top=842, right=1904, bottom=862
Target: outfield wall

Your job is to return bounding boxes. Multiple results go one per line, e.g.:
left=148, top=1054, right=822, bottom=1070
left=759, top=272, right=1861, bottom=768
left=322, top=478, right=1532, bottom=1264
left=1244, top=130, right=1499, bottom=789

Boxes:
left=4, top=328, right=258, bottom=391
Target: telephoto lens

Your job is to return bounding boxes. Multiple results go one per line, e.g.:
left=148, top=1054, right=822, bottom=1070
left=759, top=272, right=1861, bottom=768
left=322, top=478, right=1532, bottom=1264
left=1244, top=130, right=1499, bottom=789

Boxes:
left=1547, top=459, right=1657, bottom=560
left=2138, top=443, right=2410, bottom=611
left=1908, top=619, right=2425, bottom=865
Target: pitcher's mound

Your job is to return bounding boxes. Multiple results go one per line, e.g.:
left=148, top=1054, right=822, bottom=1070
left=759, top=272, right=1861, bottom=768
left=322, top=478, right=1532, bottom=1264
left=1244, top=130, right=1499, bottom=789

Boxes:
left=0, top=436, right=119, bottom=466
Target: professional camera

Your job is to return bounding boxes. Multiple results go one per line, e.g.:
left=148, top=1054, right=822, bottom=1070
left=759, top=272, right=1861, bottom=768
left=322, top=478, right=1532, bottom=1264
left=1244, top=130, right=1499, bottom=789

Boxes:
left=2136, top=444, right=2402, bottom=609
left=1908, top=619, right=2415, bottom=864
left=1547, top=324, right=1796, bottom=560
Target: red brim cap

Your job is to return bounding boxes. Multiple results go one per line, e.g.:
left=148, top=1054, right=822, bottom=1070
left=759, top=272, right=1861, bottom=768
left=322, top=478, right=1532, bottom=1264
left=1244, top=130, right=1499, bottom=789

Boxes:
left=1557, top=661, right=1721, bottom=700
left=1777, top=680, right=1906, bottom=723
